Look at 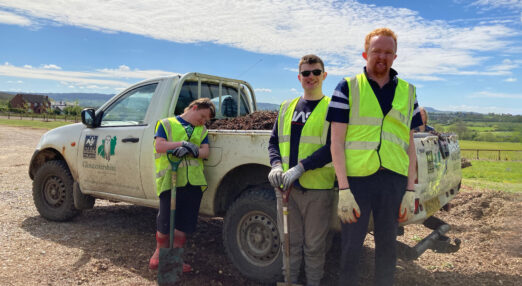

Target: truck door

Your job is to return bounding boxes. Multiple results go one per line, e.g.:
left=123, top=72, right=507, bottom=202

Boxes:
left=77, top=83, right=158, bottom=198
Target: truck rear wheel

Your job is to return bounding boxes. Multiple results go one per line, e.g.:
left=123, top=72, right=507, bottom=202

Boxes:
left=223, top=187, right=282, bottom=283
left=33, top=160, right=79, bottom=221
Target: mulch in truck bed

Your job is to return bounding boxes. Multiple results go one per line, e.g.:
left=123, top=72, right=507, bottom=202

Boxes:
left=207, top=111, right=277, bottom=130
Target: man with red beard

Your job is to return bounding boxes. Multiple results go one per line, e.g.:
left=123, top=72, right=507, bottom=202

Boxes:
left=268, top=54, right=335, bottom=285
left=328, top=28, right=423, bottom=286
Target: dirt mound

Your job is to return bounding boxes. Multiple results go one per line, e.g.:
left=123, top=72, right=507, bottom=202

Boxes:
left=207, top=111, right=277, bottom=130
left=461, top=158, right=472, bottom=168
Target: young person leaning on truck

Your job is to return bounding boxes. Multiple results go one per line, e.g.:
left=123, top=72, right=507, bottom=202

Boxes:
left=149, top=98, right=215, bottom=273
left=328, top=28, right=423, bottom=286
left=267, top=54, right=335, bottom=286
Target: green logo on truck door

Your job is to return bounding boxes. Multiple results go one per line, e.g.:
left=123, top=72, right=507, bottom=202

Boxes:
left=97, top=135, right=117, bottom=161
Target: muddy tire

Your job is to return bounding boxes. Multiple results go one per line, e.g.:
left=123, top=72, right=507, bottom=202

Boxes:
left=33, top=160, right=79, bottom=221
left=223, top=187, right=282, bottom=283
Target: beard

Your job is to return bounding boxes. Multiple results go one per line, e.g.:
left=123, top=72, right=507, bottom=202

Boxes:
left=370, top=61, right=389, bottom=78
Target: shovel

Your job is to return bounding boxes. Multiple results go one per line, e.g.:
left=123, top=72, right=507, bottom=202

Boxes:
left=158, top=151, right=184, bottom=285
left=276, top=187, right=302, bottom=286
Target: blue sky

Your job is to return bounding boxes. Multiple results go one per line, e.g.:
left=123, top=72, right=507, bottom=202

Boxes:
left=0, top=0, right=521, bottom=114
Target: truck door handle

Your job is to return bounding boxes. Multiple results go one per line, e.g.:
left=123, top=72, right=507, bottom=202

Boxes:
left=122, top=137, right=139, bottom=143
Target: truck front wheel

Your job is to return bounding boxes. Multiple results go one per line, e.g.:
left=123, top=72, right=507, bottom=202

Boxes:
left=223, top=187, right=282, bottom=283
left=33, top=160, right=79, bottom=221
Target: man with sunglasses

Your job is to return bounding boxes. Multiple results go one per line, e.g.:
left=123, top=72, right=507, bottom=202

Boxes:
left=328, top=28, right=423, bottom=286
left=268, top=54, right=335, bottom=286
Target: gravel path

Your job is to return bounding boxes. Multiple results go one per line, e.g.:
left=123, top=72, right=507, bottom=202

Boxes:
left=0, top=124, right=520, bottom=285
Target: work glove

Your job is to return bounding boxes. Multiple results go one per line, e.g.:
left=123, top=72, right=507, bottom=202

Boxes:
left=338, top=188, right=360, bottom=224
left=398, top=190, right=416, bottom=223
left=281, top=163, right=305, bottom=191
left=181, top=141, right=199, bottom=158
left=268, top=163, right=283, bottom=189
left=172, top=146, right=189, bottom=158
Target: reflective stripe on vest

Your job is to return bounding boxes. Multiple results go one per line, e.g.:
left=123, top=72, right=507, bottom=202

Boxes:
left=154, top=117, right=208, bottom=196
left=277, top=96, right=335, bottom=189
left=344, top=73, right=415, bottom=176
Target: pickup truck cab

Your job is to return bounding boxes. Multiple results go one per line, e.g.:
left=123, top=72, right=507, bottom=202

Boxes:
left=29, top=72, right=462, bottom=282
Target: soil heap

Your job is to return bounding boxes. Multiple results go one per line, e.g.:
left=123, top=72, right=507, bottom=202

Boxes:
left=207, top=111, right=277, bottom=130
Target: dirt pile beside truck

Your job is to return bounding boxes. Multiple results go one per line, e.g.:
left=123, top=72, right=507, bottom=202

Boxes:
left=207, top=111, right=277, bottom=130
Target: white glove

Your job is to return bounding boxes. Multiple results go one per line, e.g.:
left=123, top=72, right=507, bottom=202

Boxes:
left=398, top=190, right=416, bottom=222
left=281, top=163, right=305, bottom=191
left=337, top=188, right=360, bottom=224
left=268, top=163, right=283, bottom=189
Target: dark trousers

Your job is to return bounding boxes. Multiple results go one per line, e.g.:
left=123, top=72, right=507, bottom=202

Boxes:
left=338, top=169, right=406, bottom=286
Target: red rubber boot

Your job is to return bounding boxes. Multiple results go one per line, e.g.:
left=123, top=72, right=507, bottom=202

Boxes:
left=173, top=233, right=192, bottom=273
left=149, top=231, right=169, bottom=270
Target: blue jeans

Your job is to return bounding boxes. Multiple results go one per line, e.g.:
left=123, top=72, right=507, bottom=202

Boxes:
left=338, top=169, right=406, bottom=286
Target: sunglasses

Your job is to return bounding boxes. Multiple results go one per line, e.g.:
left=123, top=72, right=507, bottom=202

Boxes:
left=300, top=69, right=322, bottom=77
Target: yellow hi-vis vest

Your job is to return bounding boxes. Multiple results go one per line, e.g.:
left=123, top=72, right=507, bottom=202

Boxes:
left=154, top=117, right=208, bottom=196
left=344, top=73, right=416, bottom=177
left=277, top=96, right=335, bottom=189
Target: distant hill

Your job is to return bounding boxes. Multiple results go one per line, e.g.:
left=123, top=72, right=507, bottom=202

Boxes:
left=43, top=92, right=115, bottom=108
left=0, top=92, right=14, bottom=101
left=257, top=102, right=279, bottom=111
left=0, top=92, right=115, bottom=108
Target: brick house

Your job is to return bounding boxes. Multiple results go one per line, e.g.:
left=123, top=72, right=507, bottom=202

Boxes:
left=9, top=94, right=51, bottom=113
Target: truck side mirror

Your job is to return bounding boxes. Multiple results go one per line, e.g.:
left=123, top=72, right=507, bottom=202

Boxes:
left=81, top=108, right=98, bottom=128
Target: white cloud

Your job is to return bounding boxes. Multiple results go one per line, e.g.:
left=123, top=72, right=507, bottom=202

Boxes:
left=471, top=0, right=522, bottom=10
left=468, top=91, right=522, bottom=99
left=0, top=10, right=31, bottom=26
left=254, top=88, right=272, bottom=93
left=504, top=77, right=517, bottom=82
left=42, top=64, right=61, bottom=70
left=0, top=0, right=520, bottom=82
left=0, top=62, right=175, bottom=90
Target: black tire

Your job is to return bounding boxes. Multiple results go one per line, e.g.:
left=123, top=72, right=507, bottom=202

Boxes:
left=223, top=187, right=282, bottom=283
left=33, top=160, right=79, bottom=221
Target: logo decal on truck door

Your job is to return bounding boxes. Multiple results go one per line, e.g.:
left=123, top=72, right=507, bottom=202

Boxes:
left=97, top=135, right=117, bottom=161
left=83, top=135, right=98, bottom=159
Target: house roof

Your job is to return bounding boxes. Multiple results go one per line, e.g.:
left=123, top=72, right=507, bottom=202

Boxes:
left=16, top=93, right=50, bottom=104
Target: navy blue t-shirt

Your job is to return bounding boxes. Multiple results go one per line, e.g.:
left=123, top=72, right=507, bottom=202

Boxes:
left=155, top=116, right=209, bottom=144
left=268, top=96, right=332, bottom=172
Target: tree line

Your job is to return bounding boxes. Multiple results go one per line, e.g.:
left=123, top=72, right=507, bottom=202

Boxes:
left=430, top=112, right=521, bottom=143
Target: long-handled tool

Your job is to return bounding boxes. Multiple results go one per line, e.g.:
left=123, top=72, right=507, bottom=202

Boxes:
left=158, top=151, right=184, bottom=285
left=276, top=187, right=302, bottom=286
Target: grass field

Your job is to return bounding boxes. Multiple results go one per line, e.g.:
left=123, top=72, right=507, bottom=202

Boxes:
left=460, top=140, right=522, bottom=160
left=462, top=160, right=522, bottom=193
left=0, top=118, right=74, bottom=130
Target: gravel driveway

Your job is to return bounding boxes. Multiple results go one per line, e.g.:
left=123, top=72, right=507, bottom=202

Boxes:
left=0, top=124, right=520, bottom=285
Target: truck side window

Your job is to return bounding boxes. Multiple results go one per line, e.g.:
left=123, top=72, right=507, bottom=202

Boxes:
left=101, top=83, right=157, bottom=126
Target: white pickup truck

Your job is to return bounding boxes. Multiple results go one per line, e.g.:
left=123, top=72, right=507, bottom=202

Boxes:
left=29, top=72, right=462, bottom=282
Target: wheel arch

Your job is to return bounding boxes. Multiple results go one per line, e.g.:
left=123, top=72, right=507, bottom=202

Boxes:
left=213, top=163, right=271, bottom=216
left=29, top=148, right=68, bottom=180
